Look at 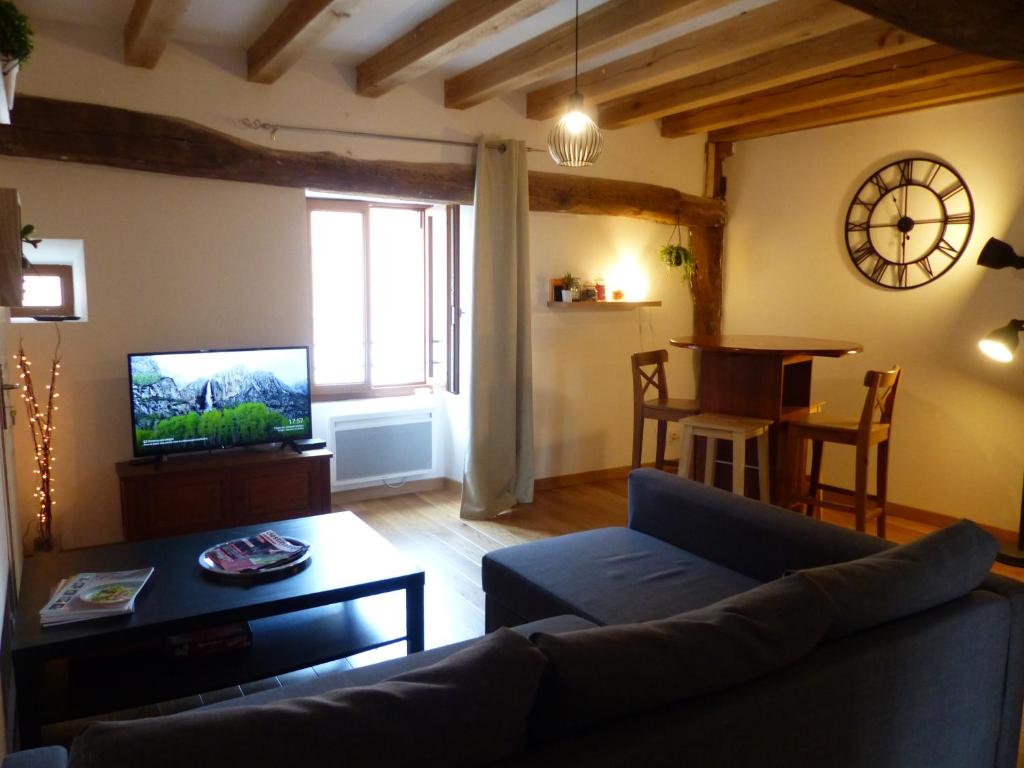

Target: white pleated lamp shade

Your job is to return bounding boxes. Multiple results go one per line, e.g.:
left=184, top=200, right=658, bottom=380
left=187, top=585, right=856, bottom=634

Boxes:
left=547, top=92, right=603, bottom=168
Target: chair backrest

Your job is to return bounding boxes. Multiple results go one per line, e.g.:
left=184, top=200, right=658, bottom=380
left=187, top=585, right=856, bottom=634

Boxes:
left=858, top=366, right=901, bottom=433
left=631, top=350, right=669, bottom=405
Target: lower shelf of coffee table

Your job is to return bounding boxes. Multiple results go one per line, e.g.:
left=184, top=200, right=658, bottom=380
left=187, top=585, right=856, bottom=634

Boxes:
left=39, top=591, right=407, bottom=723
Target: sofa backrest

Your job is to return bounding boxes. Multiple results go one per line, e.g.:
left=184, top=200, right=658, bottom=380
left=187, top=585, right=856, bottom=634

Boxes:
left=628, top=468, right=890, bottom=582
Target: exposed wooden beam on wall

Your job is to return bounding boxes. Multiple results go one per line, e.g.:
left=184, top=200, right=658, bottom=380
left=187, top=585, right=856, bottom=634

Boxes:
left=357, top=0, right=558, bottom=98
left=123, top=0, right=191, bottom=68
left=444, top=0, right=734, bottom=110
left=661, top=46, right=1007, bottom=137
left=835, top=0, right=1024, bottom=62
left=247, top=0, right=351, bottom=84
left=597, top=18, right=928, bottom=129
left=707, top=65, right=1024, bottom=142
left=527, top=172, right=723, bottom=226
left=0, top=96, right=726, bottom=227
left=526, top=0, right=867, bottom=121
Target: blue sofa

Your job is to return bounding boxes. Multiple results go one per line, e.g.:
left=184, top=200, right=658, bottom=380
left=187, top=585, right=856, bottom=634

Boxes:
left=482, top=469, right=1024, bottom=767
left=6, top=469, right=1022, bottom=768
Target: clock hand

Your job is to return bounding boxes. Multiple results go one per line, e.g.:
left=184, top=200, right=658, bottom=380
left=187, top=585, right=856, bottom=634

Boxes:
left=891, top=194, right=903, bottom=219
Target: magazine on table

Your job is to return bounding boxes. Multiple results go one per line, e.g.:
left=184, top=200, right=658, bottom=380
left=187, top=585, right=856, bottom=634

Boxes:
left=206, top=530, right=308, bottom=573
left=39, top=568, right=154, bottom=627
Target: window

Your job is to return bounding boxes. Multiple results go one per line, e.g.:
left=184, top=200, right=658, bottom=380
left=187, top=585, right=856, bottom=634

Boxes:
left=11, top=239, right=88, bottom=323
left=308, top=199, right=459, bottom=398
left=13, top=264, right=74, bottom=319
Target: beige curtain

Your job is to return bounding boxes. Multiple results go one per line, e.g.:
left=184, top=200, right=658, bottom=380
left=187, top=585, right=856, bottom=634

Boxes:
left=460, top=139, right=534, bottom=520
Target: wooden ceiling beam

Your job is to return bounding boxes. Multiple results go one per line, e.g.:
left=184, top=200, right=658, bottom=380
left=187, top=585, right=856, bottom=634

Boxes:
left=123, top=0, right=191, bottom=68
left=526, top=0, right=868, bottom=121
left=597, top=17, right=928, bottom=129
left=835, top=0, right=1024, bottom=62
left=247, top=0, right=351, bottom=84
left=0, top=95, right=726, bottom=227
left=661, top=46, right=1007, bottom=137
left=707, top=65, right=1024, bottom=142
left=444, top=0, right=734, bottom=110
left=357, top=0, right=558, bottom=98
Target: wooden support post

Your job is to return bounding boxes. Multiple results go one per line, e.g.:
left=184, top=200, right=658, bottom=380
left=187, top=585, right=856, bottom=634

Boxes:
left=689, top=140, right=730, bottom=336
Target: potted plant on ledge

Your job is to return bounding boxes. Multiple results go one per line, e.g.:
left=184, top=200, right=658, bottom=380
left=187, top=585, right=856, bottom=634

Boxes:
left=0, top=1, right=33, bottom=125
left=560, top=272, right=580, bottom=302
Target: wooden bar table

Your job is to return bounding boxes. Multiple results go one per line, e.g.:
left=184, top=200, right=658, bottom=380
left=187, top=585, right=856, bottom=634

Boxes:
left=668, top=334, right=862, bottom=502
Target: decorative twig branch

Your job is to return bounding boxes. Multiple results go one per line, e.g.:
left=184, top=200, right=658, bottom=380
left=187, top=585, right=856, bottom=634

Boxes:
left=16, top=327, right=61, bottom=551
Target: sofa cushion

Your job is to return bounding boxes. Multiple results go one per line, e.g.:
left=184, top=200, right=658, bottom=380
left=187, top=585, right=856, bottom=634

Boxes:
left=483, top=527, right=761, bottom=626
left=208, top=614, right=597, bottom=710
left=528, top=572, right=834, bottom=736
left=69, top=627, right=547, bottom=768
left=799, top=519, right=998, bottom=639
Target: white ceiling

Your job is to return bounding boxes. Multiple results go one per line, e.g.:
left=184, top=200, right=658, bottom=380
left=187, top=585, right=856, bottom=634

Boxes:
left=16, top=0, right=775, bottom=81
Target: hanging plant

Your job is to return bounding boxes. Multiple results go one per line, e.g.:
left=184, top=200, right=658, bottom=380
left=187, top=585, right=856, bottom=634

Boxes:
left=21, top=222, right=39, bottom=268
left=0, top=1, right=33, bottom=70
left=659, top=218, right=696, bottom=284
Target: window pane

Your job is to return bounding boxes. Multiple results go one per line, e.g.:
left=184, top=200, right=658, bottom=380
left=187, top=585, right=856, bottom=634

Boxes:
left=22, top=275, right=63, bottom=307
left=310, top=209, right=365, bottom=385
left=369, top=208, right=425, bottom=386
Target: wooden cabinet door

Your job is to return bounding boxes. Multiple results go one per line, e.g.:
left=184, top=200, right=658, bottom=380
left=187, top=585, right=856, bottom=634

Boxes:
left=123, top=471, right=231, bottom=540
left=230, top=459, right=327, bottom=525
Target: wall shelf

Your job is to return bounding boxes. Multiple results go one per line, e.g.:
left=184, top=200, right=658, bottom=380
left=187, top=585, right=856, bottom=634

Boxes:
left=546, top=300, right=661, bottom=309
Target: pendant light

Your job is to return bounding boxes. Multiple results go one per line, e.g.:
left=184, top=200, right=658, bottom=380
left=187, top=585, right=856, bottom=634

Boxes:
left=547, top=0, right=603, bottom=167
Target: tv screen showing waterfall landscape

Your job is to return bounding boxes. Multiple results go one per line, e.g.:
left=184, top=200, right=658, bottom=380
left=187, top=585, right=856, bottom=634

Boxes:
left=128, top=347, right=312, bottom=457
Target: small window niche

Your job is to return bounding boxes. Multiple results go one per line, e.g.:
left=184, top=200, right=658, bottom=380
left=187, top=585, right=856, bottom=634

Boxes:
left=12, top=239, right=88, bottom=323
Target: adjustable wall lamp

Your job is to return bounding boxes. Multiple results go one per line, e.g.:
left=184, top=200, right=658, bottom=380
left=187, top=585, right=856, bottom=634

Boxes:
left=976, top=237, right=1024, bottom=564
left=978, top=237, right=1024, bottom=270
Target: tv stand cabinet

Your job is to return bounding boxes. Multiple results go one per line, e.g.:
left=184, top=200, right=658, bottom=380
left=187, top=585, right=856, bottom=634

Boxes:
left=116, top=449, right=332, bottom=541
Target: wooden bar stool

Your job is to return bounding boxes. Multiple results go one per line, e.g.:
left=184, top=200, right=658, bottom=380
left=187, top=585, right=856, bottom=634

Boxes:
left=678, top=413, right=773, bottom=502
left=631, top=350, right=698, bottom=470
left=781, top=367, right=901, bottom=536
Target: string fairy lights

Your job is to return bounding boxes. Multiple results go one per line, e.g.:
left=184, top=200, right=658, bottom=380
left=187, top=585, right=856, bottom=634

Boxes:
left=15, top=326, right=61, bottom=551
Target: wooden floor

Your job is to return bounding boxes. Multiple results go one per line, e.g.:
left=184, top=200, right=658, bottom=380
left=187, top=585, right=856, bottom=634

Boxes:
left=341, top=479, right=632, bottom=652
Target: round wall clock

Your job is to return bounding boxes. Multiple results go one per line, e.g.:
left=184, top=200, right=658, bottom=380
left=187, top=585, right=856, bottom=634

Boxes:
left=844, top=157, right=974, bottom=290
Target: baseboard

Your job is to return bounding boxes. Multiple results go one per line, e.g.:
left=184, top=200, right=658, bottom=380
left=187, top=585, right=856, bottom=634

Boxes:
left=534, top=462, right=673, bottom=491
left=330, top=477, right=444, bottom=504
left=886, top=500, right=1017, bottom=546
left=817, top=486, right=1017, bottom=545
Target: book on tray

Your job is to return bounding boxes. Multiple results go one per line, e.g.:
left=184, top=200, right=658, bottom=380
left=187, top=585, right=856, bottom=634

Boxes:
left=40, top=568, right=154, bottom=627
left=206, top=530, right=308, bottom=573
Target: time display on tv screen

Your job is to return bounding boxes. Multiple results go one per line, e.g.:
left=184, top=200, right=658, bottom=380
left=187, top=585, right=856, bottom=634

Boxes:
left=128, top=347, right=311, bottom=456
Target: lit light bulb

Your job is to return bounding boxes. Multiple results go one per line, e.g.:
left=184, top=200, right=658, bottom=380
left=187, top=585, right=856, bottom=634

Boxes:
left=562, top=109, right=588, bottom=135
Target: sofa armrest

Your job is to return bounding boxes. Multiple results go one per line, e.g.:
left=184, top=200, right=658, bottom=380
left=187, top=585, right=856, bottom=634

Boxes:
left=627, top=469, right=888, bottom=581
left=2, top=747, right=67, bottom=768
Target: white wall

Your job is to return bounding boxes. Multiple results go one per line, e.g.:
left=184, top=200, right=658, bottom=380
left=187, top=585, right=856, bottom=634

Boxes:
left=2, top=20, right=705, bottom=548
left=725, top=92, right=1024, bottom=531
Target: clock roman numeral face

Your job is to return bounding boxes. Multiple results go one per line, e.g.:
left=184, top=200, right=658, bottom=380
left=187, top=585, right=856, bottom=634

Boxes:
left=844, top=157, right=974, bottom=290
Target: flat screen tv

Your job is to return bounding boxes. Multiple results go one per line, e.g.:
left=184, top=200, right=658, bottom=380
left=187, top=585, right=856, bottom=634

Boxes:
left=128, top=346, right=312, bottom=457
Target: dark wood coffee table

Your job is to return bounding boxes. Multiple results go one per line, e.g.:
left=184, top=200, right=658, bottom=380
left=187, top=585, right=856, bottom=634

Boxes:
left=11, top=512, right=424, bottom=747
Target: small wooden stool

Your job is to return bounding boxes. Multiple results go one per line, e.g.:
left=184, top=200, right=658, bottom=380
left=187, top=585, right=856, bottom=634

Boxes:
left=678, top=413, right=773, bottom=502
